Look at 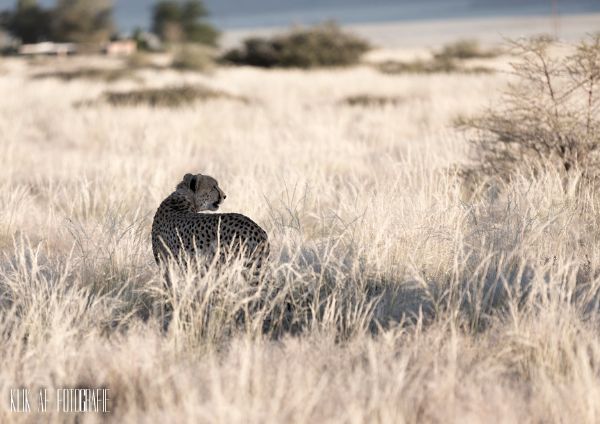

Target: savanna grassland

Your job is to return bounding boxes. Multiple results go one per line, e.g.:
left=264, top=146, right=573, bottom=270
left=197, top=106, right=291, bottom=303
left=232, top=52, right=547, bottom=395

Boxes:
left=1, top=40, right=600, bottom=423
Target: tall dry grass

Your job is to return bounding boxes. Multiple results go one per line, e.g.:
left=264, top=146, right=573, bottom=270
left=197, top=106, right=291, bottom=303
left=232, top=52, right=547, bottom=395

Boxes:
left=0, top=46, right=600, bottom=423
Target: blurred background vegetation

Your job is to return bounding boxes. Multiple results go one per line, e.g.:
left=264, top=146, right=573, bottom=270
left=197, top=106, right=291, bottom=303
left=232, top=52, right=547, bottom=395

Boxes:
left=220, top=22, right=370, bottom=68
left=0, top=0, right=377, bottom=71
left=1, top=0, right=115, bottom=44
left=0, top=0, right=219, bottom=50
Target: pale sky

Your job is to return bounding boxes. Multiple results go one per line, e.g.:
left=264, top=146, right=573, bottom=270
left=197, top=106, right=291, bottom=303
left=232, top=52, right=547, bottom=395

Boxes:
left=0, top=0, right=597, bottom=32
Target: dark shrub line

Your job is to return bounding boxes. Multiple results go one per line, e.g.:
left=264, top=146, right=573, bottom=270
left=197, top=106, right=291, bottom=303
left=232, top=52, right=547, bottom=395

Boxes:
left=221, top=22, right=370, bottom=69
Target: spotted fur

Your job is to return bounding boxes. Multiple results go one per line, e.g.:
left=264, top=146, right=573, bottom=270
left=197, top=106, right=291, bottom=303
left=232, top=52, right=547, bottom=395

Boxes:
left=151, top=173, right=269, bottom=274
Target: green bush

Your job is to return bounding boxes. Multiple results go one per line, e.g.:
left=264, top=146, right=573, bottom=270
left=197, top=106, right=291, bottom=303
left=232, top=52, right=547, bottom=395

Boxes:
left=376, top=57, right=493, bottom=75
left=103, top=84, right=246, bottom=108
left=377, top=57, right=458, bottom=74
left=1, top=0, right=114, bottom=44
left=171, top=43, right=214, bottom=72
left=52, top=0, right=113, bottom=44
left=1, top=0, right=53, bottom=43
left=152, top=0, right=218, bottom=46
left=434, top=39, right=500, bottom=61
left=33, top=67, right=137, bottom=82
left=126, top=52, right=157, bottom=69
left=340, top=94, right=405, bottom=107
left=374, top=39, right=498, bottom=76
left=222, top=22, right=370, bottom=68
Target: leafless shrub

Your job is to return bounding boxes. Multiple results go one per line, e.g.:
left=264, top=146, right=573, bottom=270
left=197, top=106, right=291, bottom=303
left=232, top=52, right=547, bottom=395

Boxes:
left=460, top=35, right=600, bottom=183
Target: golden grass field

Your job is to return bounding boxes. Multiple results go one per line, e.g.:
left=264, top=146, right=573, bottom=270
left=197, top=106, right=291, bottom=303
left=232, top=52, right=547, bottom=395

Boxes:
left=1, top=41, right=600, bottom=423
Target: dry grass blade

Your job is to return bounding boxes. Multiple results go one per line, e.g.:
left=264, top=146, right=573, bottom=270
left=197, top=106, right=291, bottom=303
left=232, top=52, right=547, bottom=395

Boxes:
left=2, top=34, right=600, bottom=422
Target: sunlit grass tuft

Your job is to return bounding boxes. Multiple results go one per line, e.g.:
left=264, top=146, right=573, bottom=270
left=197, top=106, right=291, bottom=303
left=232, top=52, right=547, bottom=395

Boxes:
left=1, top=46, right=600, bottom=422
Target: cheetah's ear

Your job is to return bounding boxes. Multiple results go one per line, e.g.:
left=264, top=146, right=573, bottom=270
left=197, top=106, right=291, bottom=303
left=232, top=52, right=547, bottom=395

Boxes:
left=189, top=175, right=198, bottom=192
left=178, top=173, right=198, bottom=191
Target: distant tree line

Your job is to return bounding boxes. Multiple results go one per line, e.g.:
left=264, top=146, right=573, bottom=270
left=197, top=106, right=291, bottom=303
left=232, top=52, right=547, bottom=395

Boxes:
left=0, top=0, right=218, bottom=46
left=0, top=0, right=112, bottom=44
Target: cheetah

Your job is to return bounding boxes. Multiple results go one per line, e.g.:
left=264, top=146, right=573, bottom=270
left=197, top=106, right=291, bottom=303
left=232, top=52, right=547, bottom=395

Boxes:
left=151, top=173, right=270, bottom=277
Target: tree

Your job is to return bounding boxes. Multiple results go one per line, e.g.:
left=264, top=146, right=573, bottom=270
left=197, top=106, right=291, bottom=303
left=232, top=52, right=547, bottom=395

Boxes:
left=17, top=0, right=37, bottom=8
left=1, top=0, right=52, bottom=43
left=52, top=0, right=113, bottom=44
left=461, top=35, right=600, bottom=184
left=152, top=0, right=218, bottom=46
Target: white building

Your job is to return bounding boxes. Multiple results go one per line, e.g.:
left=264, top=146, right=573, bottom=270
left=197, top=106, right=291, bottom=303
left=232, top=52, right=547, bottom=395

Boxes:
left=18, top=42, right=77, bottom=56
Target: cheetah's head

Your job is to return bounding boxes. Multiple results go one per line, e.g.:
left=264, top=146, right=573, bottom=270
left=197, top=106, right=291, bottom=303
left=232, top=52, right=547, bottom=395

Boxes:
left=177, top=173, right=226, bottom=212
